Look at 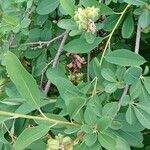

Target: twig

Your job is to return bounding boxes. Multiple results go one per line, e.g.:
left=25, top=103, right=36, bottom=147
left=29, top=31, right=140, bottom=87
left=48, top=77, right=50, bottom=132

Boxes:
left=10, top=32, right=65, bottom=48
left=87, top=53, right=91, bottom=82
left=44, top=31, right=69, bottom=96
left=113, top=17, right=141, bottom=119
left=135, top=19, right=141, bottom=54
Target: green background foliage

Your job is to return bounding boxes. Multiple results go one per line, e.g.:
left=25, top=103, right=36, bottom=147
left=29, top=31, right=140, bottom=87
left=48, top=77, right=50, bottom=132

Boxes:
left=0, top=0, right=150, bottom=149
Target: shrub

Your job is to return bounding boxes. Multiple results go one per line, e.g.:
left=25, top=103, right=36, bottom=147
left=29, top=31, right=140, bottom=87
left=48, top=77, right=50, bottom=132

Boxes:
left=0, top=0, right=150, bottom=149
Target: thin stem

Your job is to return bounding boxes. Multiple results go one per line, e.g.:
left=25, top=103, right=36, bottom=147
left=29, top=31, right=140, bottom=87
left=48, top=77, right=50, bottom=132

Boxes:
left=44, top=31, right=69, bottom=96
left=87, top=53, right=91, bottom=82
left=38, top=108, right=48, bottom=119
left=99, top=4, right=130, bottom=66
left=3, top=123, right=16, bottom=144
left=0, top=110, right=80, bottom=128
left=92, top=77, right=98, bottom=97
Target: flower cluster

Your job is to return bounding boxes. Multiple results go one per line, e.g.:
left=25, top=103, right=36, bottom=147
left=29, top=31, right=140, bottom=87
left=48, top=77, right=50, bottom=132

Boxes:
left=47, top=134, right=73, bottom=150
left=74, top=6, right=100, bottom=33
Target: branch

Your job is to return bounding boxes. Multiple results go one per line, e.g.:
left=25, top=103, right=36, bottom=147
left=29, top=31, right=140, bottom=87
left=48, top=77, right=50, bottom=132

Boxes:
left=44, top=31, right=69, bottom=96
left=10, top=32, right=65, bottom=48
left=135, top=19, right=141, bottom=54
left=113, top=18, right=141, bottom=119
left=0, top=110, right=80, bottom=128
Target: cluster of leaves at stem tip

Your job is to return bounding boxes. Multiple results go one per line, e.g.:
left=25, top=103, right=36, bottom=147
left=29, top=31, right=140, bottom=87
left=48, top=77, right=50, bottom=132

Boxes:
left=0, top=0, right=150, bottom=150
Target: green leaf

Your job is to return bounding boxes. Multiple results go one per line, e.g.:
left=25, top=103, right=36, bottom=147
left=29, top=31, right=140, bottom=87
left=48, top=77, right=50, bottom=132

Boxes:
left=124, top=67, right=142, bottom=85
left=124, top=0, right=146, bottom=6
left=110, top=121, right=122, bottom=130
left=97, top=116, right=112, bottom=132
left=36, top=0, right=59, bottom=15
left=81, top=0, right=114, bottom=15
left=67, top=96, right=86, bottom=118
left=101, top=68, right=116, bottom=82
left=84, top=133, right=97, bottom=146
left=105, top=82, right=118, bottom=93
left=133, top=106, right=150, bottom=129
left=15, top=126, right=50, bottom=150
left=98, top=131, right=117, bottom=150
left=41, top=28, right=51, bottom=41
left=84, top=32, right=96, bottom=44
left=136, top=103, right=150, bottom=115
left=20, top=16, right=31, bottom=28
left=126, top=105, right=136, bottom=125
left=139, top=84, right=150, bottom=103
left=27, top=139, right=46, bottom=150
left=89, top=58, right=104, bottom=84
left=103, top=15, right=119, bottom=31
left=89, top=140, right=102, bottom=150
left=129, top=80, right=143, bottom=99
left=0, top=130, right=8, bottom=144
left=118, top=130, right=144, bottom=148
left=57, top=19, right=77, bottom=30
left=81, top=124, right=93, bottom=133
left=139, top=10, right=150, bottom=29
left=2, top=14, right=17, bottom=26
left=69, top=30, right=82, bottom=36
left=105, top=49, right=146, bottom=66
left=46, top=73, right=80, bottom=98
left=122, top=13, right=134, bottom=39
left=35, top=113, right=67, bottom=128
left=64, top=37, right=102, bottom=54
left=46, top=68, right=86, bottom=117
left=116, top=136, right=130, bottom=150
left=116, top=113, right=144, bottom=132
left=64, top=127, right=79, bottom=134
left=99, top=3, right=115, bottom=15
left=143, top=77, right=150, bottom=95
left=15, top=99, right=51, bottom=115
left=129, top=81, right=142, bottom=100
left=87, top=96, right=102, bottom=117
left=84, top=107, right=98, bottom=125
left=34, top=15, right=48, bottom=26
left=121, top=95, right=131, bottom=106
left=15, top=0, right=26, bottom=2
left=5, top=52, right=40, bottom=109
left=29, top=28, right=42, bottom=41
left=60, top=0, right=75, bottom=16
left=102, top=102, right=118, bottom=117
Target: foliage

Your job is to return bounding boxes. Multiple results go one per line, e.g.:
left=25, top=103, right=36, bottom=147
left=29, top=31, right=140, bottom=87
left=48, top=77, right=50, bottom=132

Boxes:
left=0, top=0, right=150, bottom=149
